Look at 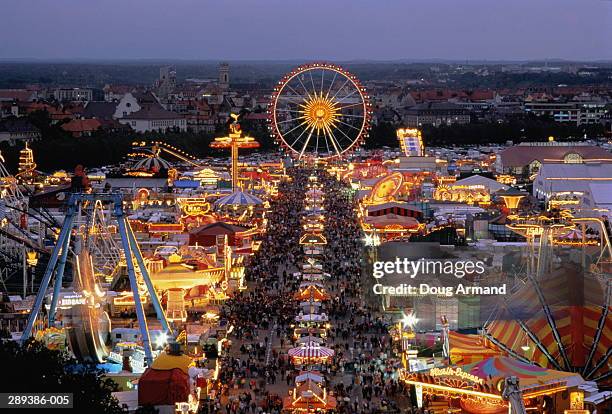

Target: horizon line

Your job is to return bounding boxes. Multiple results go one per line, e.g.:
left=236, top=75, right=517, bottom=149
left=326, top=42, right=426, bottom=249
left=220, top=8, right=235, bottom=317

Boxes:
left=1, top=57, right=612, bottom=65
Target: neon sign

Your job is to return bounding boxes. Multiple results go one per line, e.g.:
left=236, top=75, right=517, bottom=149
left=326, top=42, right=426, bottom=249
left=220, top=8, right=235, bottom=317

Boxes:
left=430, top=367, right=484, bottom=385
left=177, top=198, right=211, bottom=217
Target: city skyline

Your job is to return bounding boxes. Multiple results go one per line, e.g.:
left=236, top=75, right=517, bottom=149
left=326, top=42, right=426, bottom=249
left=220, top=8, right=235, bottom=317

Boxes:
left=1, top=0, right=611, bottom=61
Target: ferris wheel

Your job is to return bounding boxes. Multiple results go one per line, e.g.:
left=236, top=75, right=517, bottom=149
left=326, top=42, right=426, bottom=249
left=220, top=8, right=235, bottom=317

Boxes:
left=268, top=63, right=372, bottom=160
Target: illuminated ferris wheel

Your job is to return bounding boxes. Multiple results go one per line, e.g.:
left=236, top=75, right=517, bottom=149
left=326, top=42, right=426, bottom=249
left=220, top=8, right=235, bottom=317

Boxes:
left=269, top=63, right=372, bottom=160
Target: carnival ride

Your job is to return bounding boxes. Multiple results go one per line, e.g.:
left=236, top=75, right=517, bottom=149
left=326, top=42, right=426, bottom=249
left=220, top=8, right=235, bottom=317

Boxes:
left=210, top=113, right=260, bottom=191
left=0, top=150, right=62, bottom=293
left=482, top=211, right=612, bottom=387
left=268, top=62, right=372, bottom=160
left=62, top=247, right=111, bottom=363
left=20, top=193, right=172, bottom=365
left=130, top=141, right=202, bottom=171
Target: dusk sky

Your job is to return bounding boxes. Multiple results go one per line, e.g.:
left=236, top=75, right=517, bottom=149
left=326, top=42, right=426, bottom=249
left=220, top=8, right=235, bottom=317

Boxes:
left=1, top=0, right=611, bottom=61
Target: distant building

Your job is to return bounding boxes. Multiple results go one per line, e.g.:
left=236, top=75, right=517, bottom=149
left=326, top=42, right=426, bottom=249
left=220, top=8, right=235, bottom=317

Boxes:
left=581, top=182, right=612, bottom=214
left=524, top=96, right=608, bottom=125
left=218, top=62, right=230, bottom=91
left=119, top=106, right=186, bottom=132
left=114, top=92, right=142, bottom=119
left=103, top=84, right=133, bottom=102
left=402, top=102, right=471, bottom=127
left=0, top=89, right=38, bottom=103
left=496, top=142, right=612, bottom=176
left=156, top=66, right=176, bottom=99
left=533, top=162, right=612, bottom=206
left=61, top=118, right=102, bottom=137
left=82, top=101, right=118, bottom=121
left=0, top=118, right=41, bottom=144
left=52, top=87, right=103, bottom=102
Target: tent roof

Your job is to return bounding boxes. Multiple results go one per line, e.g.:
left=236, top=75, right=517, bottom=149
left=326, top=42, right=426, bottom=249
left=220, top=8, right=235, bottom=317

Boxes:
left=189, top=221, right=248, bottom=236
left=215, top=190, right=262, bottom=206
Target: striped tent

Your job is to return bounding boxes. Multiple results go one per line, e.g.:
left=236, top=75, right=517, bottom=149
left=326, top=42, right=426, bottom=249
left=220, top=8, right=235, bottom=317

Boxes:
left=296, top=335, right=324, bottom=345
left=288, top=345, right=335, bottom=363
left=484, top=263, right=612, bottom=386
left=302, top=273, right=325, bottom=282
left=448, top=331, right=502, bottom=365
left=295, top=312, right=328, bottom=323
left=299, top=301, right=322, bottom=312
left=214, top=190, right=263, bottom=207
left=295, top=371, right=323, bottom=383
left=133, top=155, right=172, bottom=171
left=303, top=247, right=323, bottom=256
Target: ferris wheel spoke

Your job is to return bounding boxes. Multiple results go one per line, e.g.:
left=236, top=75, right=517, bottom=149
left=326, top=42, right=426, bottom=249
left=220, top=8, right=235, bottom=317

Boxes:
left=333, top=123, right=355, bottom=145
left=285, top=84, right=306, bottom=98
left=338, top=114, right=366, bottom=119
left=335, top=119, right=361, bottom=131
left=336, top=102, right=365, bottom=110
left=326, top=71, right=338, bottom=99
left=309, top=70, right=317, bottom=96
left=284, top=120, right=310, bottom=137
left=320, top=69, right=325, bottom=95
left=298, top=125, right=317, bottom=159
left=323, top=128, right=331, bottom=155
left=289, top=121, right=312, bottom=147
left=330, top=78, right=350, bottom=101
left=336, top=88, right=359, bottom=103
left=275, top=108, right=303, bottom=113
left=324, top=125, right=343, bottom=157
left=277, top=95, right=305, bottom=102
left=277, top=116, right=306, bottom=124
left=296, top=76, right=313, bottom=100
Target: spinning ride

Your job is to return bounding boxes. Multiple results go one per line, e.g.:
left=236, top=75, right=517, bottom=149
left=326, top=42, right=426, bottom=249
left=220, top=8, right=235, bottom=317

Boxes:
left=269, top=63, right=371, bottom=160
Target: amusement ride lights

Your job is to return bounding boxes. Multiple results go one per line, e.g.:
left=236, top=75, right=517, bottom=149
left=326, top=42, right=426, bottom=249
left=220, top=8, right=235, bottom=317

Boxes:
left=269, top=62, right=371, bottom=160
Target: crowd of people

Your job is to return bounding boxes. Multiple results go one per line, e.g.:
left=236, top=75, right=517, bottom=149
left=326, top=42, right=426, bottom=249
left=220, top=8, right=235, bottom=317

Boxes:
left=207, top=168, right=407, bottom=414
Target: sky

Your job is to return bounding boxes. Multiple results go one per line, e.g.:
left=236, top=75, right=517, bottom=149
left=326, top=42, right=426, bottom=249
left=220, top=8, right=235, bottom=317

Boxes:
left=1, top=0, right=611, bottom=61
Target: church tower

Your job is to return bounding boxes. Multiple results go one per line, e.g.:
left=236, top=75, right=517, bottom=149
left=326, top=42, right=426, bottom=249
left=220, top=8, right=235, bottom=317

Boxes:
left=218, top=62, right=229, bottom=90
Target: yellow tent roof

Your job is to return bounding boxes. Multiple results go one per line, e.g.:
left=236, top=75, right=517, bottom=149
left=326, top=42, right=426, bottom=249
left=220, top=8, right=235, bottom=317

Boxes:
left=150, top=351, right=194, bottom=375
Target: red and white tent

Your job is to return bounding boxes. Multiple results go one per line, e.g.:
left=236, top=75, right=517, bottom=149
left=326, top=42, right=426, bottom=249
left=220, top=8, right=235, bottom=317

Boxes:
left=288, top=345, right=334, bottom=360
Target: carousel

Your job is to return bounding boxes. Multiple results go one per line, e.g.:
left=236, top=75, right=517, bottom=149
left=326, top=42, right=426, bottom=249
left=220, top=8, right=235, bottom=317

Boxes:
left=288, top=344, right=335, bottom=366
left=213, top=190, right=264, bottom=224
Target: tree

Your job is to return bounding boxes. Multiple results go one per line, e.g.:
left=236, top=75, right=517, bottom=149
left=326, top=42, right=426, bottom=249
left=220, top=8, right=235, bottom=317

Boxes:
left=365, top=122, right=399, bottom=149
left=0, top=339, right=125, bottom=413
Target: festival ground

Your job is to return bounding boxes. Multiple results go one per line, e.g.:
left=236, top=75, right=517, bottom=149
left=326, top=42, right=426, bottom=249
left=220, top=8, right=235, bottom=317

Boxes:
left=212, top=168, right=408, bottom=414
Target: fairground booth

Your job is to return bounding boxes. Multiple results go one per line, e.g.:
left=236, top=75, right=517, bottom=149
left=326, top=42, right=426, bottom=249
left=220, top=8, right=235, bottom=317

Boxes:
left=401, top=356, right=589, bottom=414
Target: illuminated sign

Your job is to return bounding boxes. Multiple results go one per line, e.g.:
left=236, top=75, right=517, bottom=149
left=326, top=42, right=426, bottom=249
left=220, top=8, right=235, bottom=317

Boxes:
left=368, top=172, right=403, bottom=204
left=429, top=367, right=484, bottom=385
left=569, top=391, right=585, bottom=410
left=415, top=384, right=423, bottom=408
left=177, top=198, right=211, bottom=216
left=59, top=292, right=87, bottom=308
left=299, top=233, right=328, bottom=245
left=397, top=128, right=424, bottom=157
